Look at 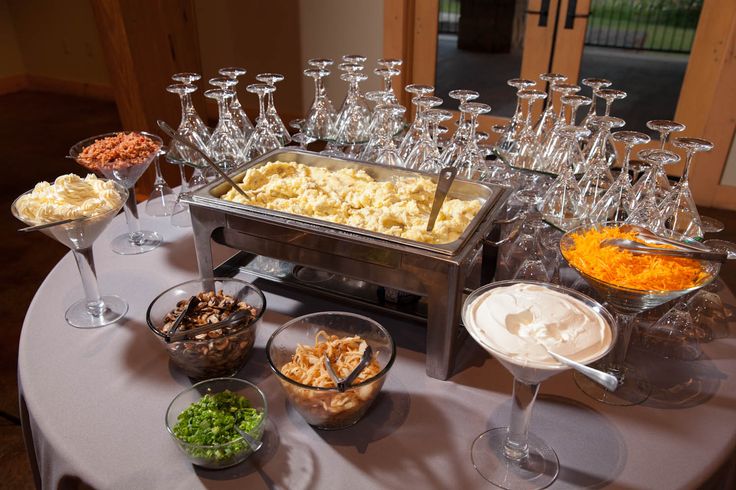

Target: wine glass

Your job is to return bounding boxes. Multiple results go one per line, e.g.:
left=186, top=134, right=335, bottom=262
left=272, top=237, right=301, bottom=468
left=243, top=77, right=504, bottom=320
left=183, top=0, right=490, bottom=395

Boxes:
left=647, top=119, right=686, bottom=149
left=165, top=83, right=209, bottom=168
left=659, top=137, right=714, bottom=238
left=453, top=102, right=491, bottom=179
left=204, top=88, right=246, bottom=172
left=12, top=179, right=129, bottom=328
left=255, top=73, right=291, bottom=145
left=627, top=149, right=680, bottom=231
left=360, top=103, right=406, bottom=166
left=462, top=280, right=616, bottom=489
left=218, top=67, right=254, bottom=138
left=243, top=83, right=282, bottom=160
left=144, top=147, right=176, bottom=217
left=589, top=131, right=650, bottom=223
left=170, top=72, right=210, bottom=144
left=495, top=79, right=536, bottom=162
left=334, top=72, right=372, bottom=144
left=69, top=132, right=164, bottom=255
left=560, top=223, right=721, bottom=405
left=399, top=84, right=436, bottom=158
left=580, top=78, right=612, bottom=128
left=539, top=126, right=589, bottom=230
left=303, top=67, right=337, bottom=140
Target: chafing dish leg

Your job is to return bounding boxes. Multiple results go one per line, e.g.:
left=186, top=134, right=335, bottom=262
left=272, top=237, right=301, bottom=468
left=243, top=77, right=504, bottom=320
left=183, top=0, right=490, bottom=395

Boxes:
left=189, top=208, right=221, bottom=281
left=425, top=266, right=464, bottom=380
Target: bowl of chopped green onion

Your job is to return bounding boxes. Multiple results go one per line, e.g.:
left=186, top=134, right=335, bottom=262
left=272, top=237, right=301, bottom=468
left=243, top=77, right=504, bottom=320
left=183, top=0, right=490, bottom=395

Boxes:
left=165, top=377, right=267, bottom=469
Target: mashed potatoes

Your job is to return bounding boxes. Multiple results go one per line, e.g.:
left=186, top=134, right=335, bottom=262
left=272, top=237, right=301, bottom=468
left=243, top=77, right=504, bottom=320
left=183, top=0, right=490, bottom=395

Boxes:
left=221, top=161, right=482, bottom=244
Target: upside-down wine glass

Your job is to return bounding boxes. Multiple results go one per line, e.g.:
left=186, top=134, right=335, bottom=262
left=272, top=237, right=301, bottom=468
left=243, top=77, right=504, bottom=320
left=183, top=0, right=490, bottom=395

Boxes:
left=335, top=72, right=372, bottom=145
left=170, top=72, right=211, bottom=143
left=495, top=80, right=536, bottom=162
left=580, top=78, right=612, bottom=129
left=462, top=280, right=617, bottom=489
left=361, top=103, right=406, bottom=166
left=403, top=96, right=444, bottom=170
left=205, top=87, right=246, bottom=172
left=243, top=83, right=282, bottom=161
left=69, top=132, right=164, bottom=255
left=533, top=92, right=589, bottom=173
left=589, top=131, right=650, bottom=223
left=12, top=181, right=129, bottom=328
left=659, top=137, right=714, bottom=238
left=453, top=102, right=491, bottom=179
left=256, top=73, right=291, bottom=145
left=418, top=109, right=453, bottom=173
left=560, top=224, right=721, bottom=406
left=539, top=126, right=589, bottom=230
left=399, top=84, right=436, bottom=159
left=578, top=116, right=625, bottom=213
left=303, top=67, right=337, bottom=140
left=218, top=67, right=254, bottom=139
left=626, top=149, right=680, bottom=232
left=511, top=89, right=547, bottom=169
left=165, top=83, right=209, bottom=168
left=533, top=74, right=569, bottom=144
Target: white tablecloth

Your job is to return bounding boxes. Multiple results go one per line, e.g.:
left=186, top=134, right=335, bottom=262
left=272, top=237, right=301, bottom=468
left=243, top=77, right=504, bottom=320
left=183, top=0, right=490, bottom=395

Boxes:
left=18, top=211, right=736, bottom=489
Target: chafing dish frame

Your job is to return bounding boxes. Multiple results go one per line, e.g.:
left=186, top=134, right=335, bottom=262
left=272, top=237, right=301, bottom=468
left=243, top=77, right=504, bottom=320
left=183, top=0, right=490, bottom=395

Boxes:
left=184, top=149, right=511, bottom=380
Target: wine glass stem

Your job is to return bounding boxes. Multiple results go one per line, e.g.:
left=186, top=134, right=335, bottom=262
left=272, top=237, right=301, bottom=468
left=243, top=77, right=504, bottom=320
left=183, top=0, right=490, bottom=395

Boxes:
left=681, top=151, right=694, bottom=182
left=607, top=312, right=635, bottom=376
left=504, top=378, right=540, bottom=461
left=123, top=187, right=143, bottom=241
left=153, top=155, right=164, bottom=184
left=72, top=247, right=105, bottom=317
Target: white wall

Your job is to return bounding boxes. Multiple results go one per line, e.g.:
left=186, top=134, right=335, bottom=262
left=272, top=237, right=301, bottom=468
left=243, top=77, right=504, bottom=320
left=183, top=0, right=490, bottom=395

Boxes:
left=298, top=0, right=384, bottom=114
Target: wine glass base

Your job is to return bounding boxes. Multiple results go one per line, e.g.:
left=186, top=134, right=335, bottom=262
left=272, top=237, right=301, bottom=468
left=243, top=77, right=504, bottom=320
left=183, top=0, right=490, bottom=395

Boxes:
left=574, top=366, right=651, bottom=406
left=111, top=231, right=162, bottom=255
left=145, top=192, right=177, bottom=217
left=65, top=295, right=128, bottom=329
left=471, top=428, right=559, bottom=490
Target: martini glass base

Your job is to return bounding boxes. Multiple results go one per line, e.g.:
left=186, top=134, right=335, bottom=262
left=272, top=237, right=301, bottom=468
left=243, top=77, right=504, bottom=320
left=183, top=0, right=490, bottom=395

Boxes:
left=471, top=428, right=559, bottom=490
left=111, top=231, right=162, bottom=255
left=65, top=295, right=128, bottom=329
left=574, top=365, right=651, bottom=406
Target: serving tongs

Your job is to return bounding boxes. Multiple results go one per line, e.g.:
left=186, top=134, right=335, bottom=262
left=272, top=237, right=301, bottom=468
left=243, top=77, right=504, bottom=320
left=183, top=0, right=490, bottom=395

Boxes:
left=156, top=119, right=250, bottom=201
left=426, top=166, right=457, bottom=232
left=165, top=307, right=255, bottom=343
left=324, top=345, right=374, bottom=392
left=19, top=216, right=88, bottom=233
left=618, top=224, right=711, bottom=252
left=601, top=238, right=729, bottom=262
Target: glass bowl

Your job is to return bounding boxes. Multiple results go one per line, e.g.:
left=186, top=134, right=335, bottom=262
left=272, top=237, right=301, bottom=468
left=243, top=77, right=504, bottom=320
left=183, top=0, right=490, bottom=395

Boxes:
left=165, top=377, right=267, bottom=469
left=559, top=223, right=721, bottom=313
left=266, top=311, right=396, bottom=430
left=146, top=278, right=266, bottom=380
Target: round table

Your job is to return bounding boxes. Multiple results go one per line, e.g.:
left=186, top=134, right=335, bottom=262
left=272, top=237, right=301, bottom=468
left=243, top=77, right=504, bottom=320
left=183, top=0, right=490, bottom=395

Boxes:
left=18, top=212, right=736, bottom=489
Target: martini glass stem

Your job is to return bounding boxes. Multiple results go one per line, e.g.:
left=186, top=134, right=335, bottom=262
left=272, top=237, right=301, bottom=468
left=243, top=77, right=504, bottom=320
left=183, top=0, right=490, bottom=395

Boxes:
left=122, top=189, right=144, bottom=245
left=681, top=151, right=694, bottom=182
left=504, top=378, right=539, bottom=461
left=72, top=247, right=105, bottom=317
left=607, top=312, right=635, bottom=378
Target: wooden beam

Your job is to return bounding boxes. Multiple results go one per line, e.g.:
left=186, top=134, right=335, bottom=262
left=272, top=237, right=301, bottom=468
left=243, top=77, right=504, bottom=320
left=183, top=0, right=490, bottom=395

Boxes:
left=91, top=0, right=204, bottom=192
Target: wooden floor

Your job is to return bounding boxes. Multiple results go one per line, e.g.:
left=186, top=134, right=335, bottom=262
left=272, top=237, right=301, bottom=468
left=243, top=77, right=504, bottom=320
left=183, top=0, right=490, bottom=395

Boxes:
left=0, top=91, right=734, bottom=488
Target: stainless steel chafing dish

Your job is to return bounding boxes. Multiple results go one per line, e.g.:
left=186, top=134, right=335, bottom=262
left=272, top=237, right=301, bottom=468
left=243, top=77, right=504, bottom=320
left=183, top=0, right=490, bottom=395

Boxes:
left=185, top=148, right=511, bottom=380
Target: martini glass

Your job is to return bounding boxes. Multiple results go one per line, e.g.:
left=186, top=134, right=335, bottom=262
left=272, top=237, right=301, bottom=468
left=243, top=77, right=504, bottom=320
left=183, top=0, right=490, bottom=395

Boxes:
left=627, top=149, right=680, bottom=232
left=12, top=180, right=129, bottom=328
left=462, top=280, right=616, bottom=489
left=170, top=72, right=210, bottom=144
left=144, top=147, right=176, bottom=217
left=218, top=67, right=254, bottom=138
left=256, top=73, right=291, bottom=145
left=511, top=89, right=547, bottom=169
left=496, top=79, right=537, bottom=162
left=560, top=223, right=721, bottom=405
left=580, top=78, right=612, bottom=128
left=69, top=132, right=164, bottom=255
left=243, top=83, right=282, bottom=160
left=399, top=84, right=436, bottom=159
left=303, top=68, right=337, bottom=140
left=533, top=73, right=567, bottom=142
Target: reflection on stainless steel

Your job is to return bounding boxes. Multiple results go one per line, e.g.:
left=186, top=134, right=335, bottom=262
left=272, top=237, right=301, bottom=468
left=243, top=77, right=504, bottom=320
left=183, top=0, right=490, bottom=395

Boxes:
left=293, top=266, right=335, bottom=283
left=186, top=148, right=511, bottom=380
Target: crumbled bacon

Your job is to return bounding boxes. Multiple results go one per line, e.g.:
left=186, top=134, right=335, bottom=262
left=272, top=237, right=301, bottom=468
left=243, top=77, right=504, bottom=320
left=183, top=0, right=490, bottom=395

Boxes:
left=78, top=132, right=160, bottom=170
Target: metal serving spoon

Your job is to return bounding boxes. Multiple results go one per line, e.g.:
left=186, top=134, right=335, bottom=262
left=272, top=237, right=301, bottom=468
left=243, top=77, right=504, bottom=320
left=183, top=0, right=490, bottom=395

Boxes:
left=540, top=345, right=619, bottom=392
left=234, top=425, right=263, bottom=452
left=427, top=166, right=457, bottom=232
left=156, top=120, right=250, bottom=201
left=601, top=238, right=728, bottom=262
left=18, top=216, right=88, bottom=232
left=324, top=345, right=374, bottom=392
